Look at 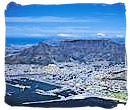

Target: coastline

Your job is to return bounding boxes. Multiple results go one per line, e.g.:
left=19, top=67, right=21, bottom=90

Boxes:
left=19, top=97, right=121, bottom=108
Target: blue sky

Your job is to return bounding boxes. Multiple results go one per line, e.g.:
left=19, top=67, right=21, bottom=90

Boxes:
left=5, top=2, right=126, bottom=39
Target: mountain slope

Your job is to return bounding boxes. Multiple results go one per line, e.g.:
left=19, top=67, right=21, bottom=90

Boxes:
left=5, top=40, right=126, bottom=65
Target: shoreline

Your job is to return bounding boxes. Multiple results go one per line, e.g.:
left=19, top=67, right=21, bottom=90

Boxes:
left=20, top=97, right=122, bottom=108
left=22, top=93, right=126, bottom=105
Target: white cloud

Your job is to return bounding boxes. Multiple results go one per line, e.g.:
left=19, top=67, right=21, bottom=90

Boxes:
left=6, top=25, right=91, bottom=37
left=57, top=33, right=72, bottom=37
left=116, top=34, right=124, bottom=38
left=5, top=16, right=102, bottom=23
left=25, top=34, right=44, bottom=37
left=56, top=26, right=89, bottom=30
left=97, top=32, right=106, bottom=37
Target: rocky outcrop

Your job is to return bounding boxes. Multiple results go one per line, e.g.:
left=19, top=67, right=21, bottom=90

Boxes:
left=5, top=40, right=126, bottom=65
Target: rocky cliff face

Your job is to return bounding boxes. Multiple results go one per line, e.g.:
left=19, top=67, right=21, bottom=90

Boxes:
left=5, top=40, right=126, bottom=65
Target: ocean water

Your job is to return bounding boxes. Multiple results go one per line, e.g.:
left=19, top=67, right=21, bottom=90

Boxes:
left=5, top=78, right=119, bottom=108
left=5, top=78, right=60, bottom=106
left=6, top=37, right=125, bottom=46
left=6, top=37, right=66, bottom=46
left=6, top=37, right=47, bottom=46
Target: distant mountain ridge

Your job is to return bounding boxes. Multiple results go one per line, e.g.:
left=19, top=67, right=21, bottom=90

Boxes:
left=5, top=40, right=126, bottom=65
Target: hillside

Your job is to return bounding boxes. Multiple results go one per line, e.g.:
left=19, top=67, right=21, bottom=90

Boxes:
left=5, top=40, right=126, bottom=65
